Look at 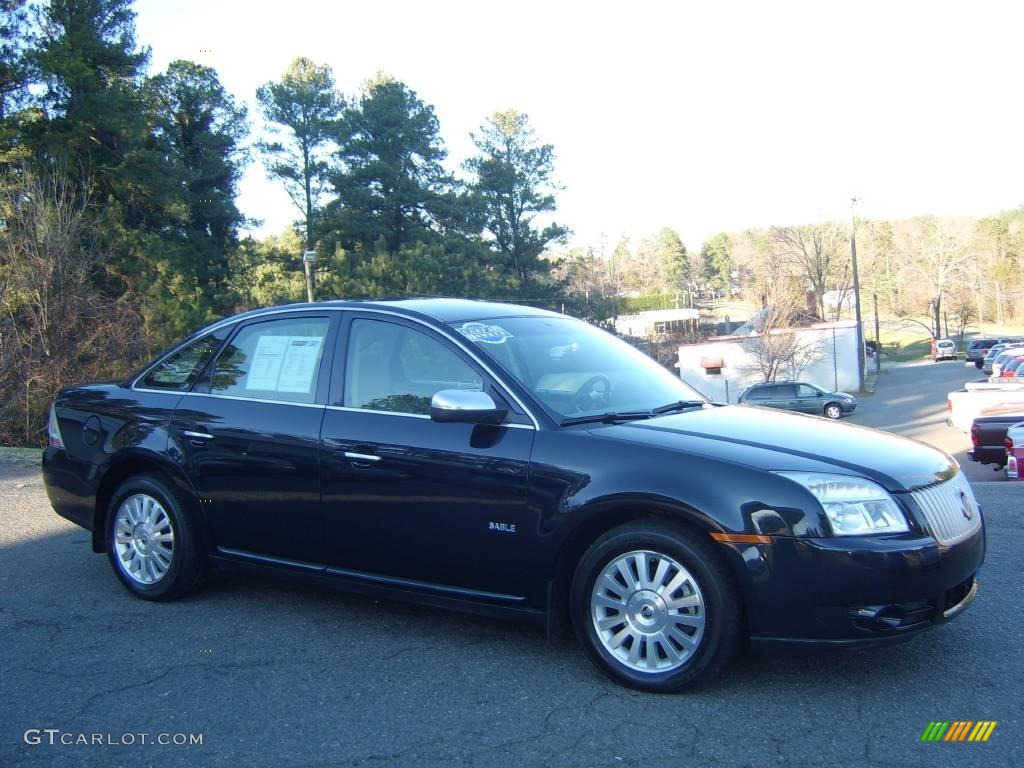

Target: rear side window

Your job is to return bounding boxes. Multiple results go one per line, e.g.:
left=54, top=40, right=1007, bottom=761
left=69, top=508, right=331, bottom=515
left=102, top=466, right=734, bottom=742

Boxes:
left=140, top=332, right=225, bottom=391
left=746, top=386, right=770, bottom=400
left=210, top=317, right=330, bottom=404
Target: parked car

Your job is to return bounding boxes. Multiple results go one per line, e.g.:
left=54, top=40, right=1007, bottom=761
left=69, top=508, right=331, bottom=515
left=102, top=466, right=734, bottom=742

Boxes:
left=966, top=338, right=999, bottom=368
left=968, top=412, right=1024, bottom=468
left=932, top=338, right=957, bottom=362
left=983, top=344, right=1011, bottom=375
left=737, top=381, right=857, bottom=419
left=998, top=356, right=1024, bottom=379
left=991, top=347, right=1024, bottom=378
left=43, top=299, right=983, bottom=693
left=1006, top=422, right=1024, bottom=480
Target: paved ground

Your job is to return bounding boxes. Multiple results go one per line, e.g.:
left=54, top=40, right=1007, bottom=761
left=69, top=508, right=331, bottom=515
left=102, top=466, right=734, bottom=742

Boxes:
left=849, top=359, right=1000, bottom=483
left=2, top=364, right=1021, bottom=767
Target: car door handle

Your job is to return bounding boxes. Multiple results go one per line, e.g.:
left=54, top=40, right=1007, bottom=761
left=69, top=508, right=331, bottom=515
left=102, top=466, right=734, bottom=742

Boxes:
left=343, top=451, right=381, bottom=463
left=183, top=430, right=214, bottom=441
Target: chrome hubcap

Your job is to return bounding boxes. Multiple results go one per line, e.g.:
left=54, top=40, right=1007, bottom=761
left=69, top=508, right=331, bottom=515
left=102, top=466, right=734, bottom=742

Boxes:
left=114, top=494, right=174, bottom=585
left=591, top=550, right=706, bottom=673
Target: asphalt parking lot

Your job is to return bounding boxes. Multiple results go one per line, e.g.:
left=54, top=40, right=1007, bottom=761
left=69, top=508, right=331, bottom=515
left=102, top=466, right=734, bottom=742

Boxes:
left=1, top=448, right=1021, bottom=768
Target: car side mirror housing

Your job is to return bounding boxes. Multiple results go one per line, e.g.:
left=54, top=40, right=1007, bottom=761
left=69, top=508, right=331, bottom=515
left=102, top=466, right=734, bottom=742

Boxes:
left=430, top=389, right=508, bottom=425
left=817, top=391, right=824, bottom=397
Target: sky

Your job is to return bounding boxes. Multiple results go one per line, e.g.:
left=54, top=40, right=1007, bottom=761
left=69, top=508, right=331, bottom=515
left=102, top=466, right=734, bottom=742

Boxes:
left=134, top=0, right=1024, bottom=254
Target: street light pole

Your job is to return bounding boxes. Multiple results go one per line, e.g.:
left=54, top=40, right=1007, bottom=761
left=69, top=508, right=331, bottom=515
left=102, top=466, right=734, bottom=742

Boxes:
left=850, top=197, right=865, bottom=391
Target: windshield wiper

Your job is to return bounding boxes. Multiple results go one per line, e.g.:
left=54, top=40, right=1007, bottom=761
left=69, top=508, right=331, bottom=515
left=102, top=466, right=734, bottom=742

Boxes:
left=650, top=400, right=707, bottom=415
left=559, top=411, right=654, bottom=427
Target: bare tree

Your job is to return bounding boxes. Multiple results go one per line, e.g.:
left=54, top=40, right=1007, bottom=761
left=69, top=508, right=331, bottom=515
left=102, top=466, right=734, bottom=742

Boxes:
left=903, top=216, right=974, bottom=339
left=0, top=166, right=144, bottom=445
left=740, top=282, right=821, bottom=383
left=770, top=222, right=847, bottom=320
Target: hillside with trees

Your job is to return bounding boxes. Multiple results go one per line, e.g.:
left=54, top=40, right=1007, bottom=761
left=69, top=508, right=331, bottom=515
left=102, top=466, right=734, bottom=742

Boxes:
left=1, top=1, right=1022, bottom=445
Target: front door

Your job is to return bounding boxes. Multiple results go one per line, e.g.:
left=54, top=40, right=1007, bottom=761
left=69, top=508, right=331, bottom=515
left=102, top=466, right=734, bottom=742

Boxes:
left=319, top=314, right=535, bottom=599
left=170, top=313, right=335, bottom=563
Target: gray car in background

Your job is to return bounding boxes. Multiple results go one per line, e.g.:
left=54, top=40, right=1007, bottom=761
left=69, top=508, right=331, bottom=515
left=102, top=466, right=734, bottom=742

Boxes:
left=737, top=381, right=857, bottom=420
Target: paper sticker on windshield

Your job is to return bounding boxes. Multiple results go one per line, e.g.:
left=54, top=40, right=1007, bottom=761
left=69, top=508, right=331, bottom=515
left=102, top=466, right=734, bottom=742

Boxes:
left=459, top=322, right=513, bottom=344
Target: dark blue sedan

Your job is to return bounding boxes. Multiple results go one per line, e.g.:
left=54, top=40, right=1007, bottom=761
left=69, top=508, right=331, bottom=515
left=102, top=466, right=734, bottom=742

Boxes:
left=43, top=299, right=984, bottom=692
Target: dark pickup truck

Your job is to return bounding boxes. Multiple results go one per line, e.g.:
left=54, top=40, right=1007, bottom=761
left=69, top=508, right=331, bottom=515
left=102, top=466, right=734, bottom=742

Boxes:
left=969, top=413, right=1024, bottom=467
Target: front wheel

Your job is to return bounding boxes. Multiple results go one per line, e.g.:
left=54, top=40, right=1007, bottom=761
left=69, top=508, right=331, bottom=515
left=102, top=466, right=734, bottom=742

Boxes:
left=570, top=520, right=741, bottom=692
left=824, top=403, right=843, bottom=419
left=107, top=474, right=205, bottom=601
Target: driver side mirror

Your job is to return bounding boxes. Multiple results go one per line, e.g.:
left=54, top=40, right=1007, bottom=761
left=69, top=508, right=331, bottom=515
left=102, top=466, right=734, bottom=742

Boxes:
left=430, top=389, right=508, bottom=425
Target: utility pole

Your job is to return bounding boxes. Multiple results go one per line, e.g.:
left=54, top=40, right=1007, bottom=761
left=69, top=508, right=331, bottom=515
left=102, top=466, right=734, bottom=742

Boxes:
left=850, top=197, right=865, bottom=391
left=303, top=250, right=316, bottom=303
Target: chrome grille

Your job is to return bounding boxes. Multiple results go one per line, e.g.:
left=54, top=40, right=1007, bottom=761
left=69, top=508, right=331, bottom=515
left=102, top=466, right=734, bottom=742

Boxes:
left=910, top=473, right=982, bottom=546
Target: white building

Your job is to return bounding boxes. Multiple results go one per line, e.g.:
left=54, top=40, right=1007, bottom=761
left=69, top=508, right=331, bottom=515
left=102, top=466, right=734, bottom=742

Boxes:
left=678, top=320, right=864, bottom=403
left=614, top=308, right=700, bottom=339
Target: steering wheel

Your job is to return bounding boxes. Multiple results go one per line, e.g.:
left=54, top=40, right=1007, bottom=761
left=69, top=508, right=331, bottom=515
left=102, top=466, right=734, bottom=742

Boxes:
left=571, top=375, right=612, bottom=413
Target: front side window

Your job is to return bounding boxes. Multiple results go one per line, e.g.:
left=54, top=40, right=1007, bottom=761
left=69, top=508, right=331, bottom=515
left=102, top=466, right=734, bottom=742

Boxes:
left=210, top=317, right=329, bottom=404
left=344, top=319, right=483, bottom=415
left=140, top=331, right=225, bottom=391
left=797, top=384, right=819, bottom=398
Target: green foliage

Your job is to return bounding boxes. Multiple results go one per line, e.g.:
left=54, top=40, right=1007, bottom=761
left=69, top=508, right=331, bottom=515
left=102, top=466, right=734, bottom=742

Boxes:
left=324, top=239, right=517, bottom=301
left=128, top=60, right=249, bottom=343
left=700, top=233, right=732, bottom=290
left=655, top=227, right=689, bottom=290
left=256, top=58, right=343, bottom=249
left=465, top=109, right=569, bottom=291
left=28, top=0, right=149, bottom=191
left=327, top=76, right=453, bottom=256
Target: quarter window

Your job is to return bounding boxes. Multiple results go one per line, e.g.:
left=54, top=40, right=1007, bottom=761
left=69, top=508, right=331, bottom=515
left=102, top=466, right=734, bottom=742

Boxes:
left=210, top=318, right=330, bottom=403
left=344, top=319, right=483, bottom=415
left=141, top=332, right=225, bottom=391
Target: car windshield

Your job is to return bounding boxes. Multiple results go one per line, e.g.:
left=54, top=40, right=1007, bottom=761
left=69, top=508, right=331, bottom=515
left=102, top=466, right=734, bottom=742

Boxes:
left=452, top=316, right=706, bottom=420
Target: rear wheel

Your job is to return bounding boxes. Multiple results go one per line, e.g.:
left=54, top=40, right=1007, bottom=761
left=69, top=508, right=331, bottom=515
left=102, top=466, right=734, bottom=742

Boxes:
left=975, top=360, right=984, bottom=369
left=824, top=403, right=843, bottom=419
left=106, top=474, right=205, bottom=601
left=570, top=520, right=741, bottom=692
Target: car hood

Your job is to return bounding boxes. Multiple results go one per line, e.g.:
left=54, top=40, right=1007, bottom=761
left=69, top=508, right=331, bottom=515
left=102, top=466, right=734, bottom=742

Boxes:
left=589, top=405, right=955, bottom=492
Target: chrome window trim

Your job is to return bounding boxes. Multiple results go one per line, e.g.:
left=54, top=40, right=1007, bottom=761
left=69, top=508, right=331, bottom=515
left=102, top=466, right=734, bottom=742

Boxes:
left=130, top=304, right=542, bottom=429
left=324, top=404, right=534, bottom=429
left=132, top=390, right=325, bottom=409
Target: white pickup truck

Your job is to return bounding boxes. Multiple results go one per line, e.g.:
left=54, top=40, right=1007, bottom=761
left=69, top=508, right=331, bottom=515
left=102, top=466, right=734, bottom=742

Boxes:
left=946, top=381, right=1024, bottom=430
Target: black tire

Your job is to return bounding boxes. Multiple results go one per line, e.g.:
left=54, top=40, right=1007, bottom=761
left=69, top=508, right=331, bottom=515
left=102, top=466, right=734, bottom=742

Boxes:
left=824, top=403, right=843, bottom=419
left=106, top=474, right=205, bottom=601
left=975, top=360, right=984, bottom=369
left=570, top=519, right=742, bottom=693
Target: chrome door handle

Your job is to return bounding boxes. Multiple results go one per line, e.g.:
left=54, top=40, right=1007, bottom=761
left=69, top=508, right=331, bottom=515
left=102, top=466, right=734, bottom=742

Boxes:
left=183, top=430, right=214, bottom=440
left=343, top=451, right=381, bottom=463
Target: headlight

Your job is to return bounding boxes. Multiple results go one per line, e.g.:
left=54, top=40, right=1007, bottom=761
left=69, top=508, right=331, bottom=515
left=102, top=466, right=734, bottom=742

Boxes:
left=774, top=472, right=909, bottom=535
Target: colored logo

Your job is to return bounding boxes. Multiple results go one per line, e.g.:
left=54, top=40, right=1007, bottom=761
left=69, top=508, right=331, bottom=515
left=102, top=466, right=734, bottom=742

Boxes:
left=921, top=721, right=997, bottom=742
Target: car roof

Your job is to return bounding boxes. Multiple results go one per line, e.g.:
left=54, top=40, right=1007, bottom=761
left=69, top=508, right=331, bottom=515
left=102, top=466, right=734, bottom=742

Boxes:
left=222, top=297, right=562, bottom=327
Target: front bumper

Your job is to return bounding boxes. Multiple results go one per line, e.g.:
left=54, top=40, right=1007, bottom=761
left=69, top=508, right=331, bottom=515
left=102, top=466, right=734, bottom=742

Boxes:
left=724, top=523, right=985, bottom=647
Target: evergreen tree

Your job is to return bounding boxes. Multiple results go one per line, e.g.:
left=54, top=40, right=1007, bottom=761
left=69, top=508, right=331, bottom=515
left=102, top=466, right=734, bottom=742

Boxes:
left=328, top=75, right=453, bottom=256
left=256, top=58, right=343, bottom=252
left=142, top=60, right=249, bottom=338
left=29, top=0, right=149, bottom=192
left=465, top=109, right=569, bottom=291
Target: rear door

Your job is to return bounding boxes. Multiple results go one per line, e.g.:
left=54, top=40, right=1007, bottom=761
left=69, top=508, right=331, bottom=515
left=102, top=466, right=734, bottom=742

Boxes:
left=319, top=313, right=536, bottom=599
left=169, top=312, right=336, bottom=563
left=796, top=384, right=822, bottom=413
